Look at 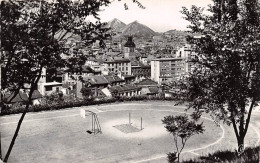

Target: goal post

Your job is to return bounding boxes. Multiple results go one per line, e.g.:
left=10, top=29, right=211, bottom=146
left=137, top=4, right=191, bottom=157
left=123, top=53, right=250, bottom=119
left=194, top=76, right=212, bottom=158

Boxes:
left=80, top=109, right=102, bottom=134
left=80, top=109, right=86, bottom=119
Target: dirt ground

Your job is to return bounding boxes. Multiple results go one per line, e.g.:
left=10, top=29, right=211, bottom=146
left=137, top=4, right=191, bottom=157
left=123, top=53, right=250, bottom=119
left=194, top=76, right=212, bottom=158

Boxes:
left=1, top=102, right=259, bottom=163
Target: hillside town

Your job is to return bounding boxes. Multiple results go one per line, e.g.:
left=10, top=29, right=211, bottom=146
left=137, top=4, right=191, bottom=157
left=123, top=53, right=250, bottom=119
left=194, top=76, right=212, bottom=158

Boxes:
left=2, top=18, right=199, bottom=106
left=1, top=1, right=260, bottom=163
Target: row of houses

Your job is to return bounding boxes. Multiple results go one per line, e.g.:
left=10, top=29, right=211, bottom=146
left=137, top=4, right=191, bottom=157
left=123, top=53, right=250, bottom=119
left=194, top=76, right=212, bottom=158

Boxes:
left=2, top=36, right=196, bottom=107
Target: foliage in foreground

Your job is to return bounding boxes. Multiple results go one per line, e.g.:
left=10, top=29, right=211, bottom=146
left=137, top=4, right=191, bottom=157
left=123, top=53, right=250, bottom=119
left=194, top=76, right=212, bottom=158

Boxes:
left=162, top=115, right=204, bottom=162
left=180, top=0, right=260, bottom=153
left=182, top=146, right=259, bottom=163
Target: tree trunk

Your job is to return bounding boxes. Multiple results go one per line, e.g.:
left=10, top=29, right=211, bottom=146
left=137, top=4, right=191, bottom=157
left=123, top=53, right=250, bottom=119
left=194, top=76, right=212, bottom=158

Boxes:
left=0, top=132, right=2, bottom=160
left=3, top=67, right=42, bottom=162
left=237, top=136, right=244, bottom=155
left=3, top=111, right=27, bottom=162
left=177, top=152, right=180, bottom=163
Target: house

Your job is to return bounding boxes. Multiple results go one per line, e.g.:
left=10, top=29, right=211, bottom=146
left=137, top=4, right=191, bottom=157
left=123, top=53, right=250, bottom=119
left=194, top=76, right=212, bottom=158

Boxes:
left=136, top=79, right=160, bottom=97
left=3, top=90, right=43, bottom=106
left=137, top=79, right=158, bottom=87
left=102, top=84, right=141, bottom=97
left=75, top=75, right=109, bottom=98
left=140, top=87, right=160, bottom=97
left=38, top=81, right=63, bottom=96
left=122, top=75, right=136, bottom=84
left=131, top=63, right=151, bottom=81
left=103, top=75, right=124, bottom=86
left=103, top=58, right=131, bottom=75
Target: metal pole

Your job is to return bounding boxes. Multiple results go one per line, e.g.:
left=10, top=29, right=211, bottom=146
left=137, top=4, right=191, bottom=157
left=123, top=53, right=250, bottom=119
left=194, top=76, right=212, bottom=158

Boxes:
left=92, top=114, right=94, bottom=132
left=129, top=112, right=131, bottom=124
left=93, top=114, right=95, bottom=133
left=141, top=117, right=142, bottom=130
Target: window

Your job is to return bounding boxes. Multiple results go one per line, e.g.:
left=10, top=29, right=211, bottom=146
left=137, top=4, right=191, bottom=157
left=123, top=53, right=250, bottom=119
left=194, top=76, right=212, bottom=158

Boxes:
left=45, top=86, right=52, bottom=91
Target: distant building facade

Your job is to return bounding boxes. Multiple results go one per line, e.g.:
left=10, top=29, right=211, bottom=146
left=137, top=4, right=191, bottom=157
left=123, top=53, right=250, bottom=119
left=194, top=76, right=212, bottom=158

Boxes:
left=151, top=58, right=190, bottom=84
left=104, top=58, right=131, bottom=75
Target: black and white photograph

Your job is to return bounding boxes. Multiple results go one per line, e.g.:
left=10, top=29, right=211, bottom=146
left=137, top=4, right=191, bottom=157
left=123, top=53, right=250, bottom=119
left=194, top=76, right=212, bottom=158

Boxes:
left=0, top=0, right=260, bottom=162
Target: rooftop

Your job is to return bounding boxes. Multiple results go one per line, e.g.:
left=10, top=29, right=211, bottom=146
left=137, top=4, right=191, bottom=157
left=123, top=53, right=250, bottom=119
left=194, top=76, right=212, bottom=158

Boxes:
left=3, top=90, right=43, bottom=103
left=109, top=84, right=141, bottom=93
left=104, top=58, right=130, bottom=63
left=151, top=58, right=183, bottom=61
left=137, top=79, right=158, bottom=86
left=82, top=76, right=109, bottom=85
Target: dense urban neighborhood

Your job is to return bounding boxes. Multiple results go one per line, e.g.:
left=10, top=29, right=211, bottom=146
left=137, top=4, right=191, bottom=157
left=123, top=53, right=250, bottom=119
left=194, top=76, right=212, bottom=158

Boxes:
left=2, top=18, right=198, bottom=105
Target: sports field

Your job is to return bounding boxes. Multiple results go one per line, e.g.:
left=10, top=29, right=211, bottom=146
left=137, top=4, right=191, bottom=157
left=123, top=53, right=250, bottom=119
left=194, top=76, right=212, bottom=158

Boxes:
left=1, top=102, right=259, bottom=163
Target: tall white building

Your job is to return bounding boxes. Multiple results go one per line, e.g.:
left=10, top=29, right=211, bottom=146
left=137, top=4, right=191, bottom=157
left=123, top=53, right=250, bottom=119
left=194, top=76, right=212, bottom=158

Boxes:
left=151, top=44, right=197, bottom=84
left=151, top=58, right=190, bottom=84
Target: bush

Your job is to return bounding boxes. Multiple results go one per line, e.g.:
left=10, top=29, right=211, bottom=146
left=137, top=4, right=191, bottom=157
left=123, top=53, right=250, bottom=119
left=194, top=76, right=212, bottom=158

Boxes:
left=167, top=152, right=178, bottom=163
left=0, top=95, right=178, bottom=116
left=183, top=146, right=260, bottom=163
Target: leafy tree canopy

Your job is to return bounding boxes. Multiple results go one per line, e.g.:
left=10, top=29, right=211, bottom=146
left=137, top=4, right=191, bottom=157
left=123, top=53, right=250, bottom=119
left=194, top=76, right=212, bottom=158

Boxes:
left=180, top=0, right=260, bottom=152
left=162, top=114, right=204, bottom=162
left=0, top=0, right=111, bottom=161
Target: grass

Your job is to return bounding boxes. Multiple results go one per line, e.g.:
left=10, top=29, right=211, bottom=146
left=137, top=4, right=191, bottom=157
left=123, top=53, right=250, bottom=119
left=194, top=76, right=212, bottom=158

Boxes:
left=183, top=146, right=259, bottom=163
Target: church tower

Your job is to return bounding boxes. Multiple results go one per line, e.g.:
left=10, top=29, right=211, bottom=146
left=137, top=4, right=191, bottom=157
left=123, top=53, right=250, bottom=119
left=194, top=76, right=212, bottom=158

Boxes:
left=124, top=36, right=135, bottom=59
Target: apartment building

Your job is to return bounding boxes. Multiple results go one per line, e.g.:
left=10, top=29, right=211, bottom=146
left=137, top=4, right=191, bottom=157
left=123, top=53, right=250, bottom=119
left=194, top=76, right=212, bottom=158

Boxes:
left=103, top=58, right=131, bottom=75
left=151, top=58, right=190, bottom=84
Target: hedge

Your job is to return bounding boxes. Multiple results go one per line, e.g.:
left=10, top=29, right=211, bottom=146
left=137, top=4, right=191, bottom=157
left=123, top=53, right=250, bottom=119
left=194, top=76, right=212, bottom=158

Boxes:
left=0, top=96, right=179, bottom=116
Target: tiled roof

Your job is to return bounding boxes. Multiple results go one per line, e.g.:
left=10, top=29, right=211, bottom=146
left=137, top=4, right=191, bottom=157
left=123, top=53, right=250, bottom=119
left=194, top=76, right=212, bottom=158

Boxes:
left=106, top=51, right=121, bottom=56
left=4, top=92, right=28, bottom=103
left=82, top=76, right=109, bottom=85
left=104, top=58, right=130, bottom=63
left=3, top=90, right=43, bottom=103
left=104, top=75, right=124, bottom=83
left=82, top=66, right=95, bottom=73
left=137, top=79, right=158, bottom=86
left=141, top=87, right=159, bottom=95
left=109, top=84, right=141, bottom=93
left=151, top=58, right=183, bottom=61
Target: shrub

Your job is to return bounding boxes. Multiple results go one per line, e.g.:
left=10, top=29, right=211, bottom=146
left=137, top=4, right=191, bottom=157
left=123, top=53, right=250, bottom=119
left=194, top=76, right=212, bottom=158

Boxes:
left=183, top=146, right=260, bottom=163
left=0, top=95, right=178, bottom=116
left=167, top=152, right=178, bottom=163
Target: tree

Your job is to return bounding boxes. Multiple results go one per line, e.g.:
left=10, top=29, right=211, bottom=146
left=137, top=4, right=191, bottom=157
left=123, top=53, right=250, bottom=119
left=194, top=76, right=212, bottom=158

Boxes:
left=80, top=87, right=93, bottom=99
left=180, top=0, right=260, bottom=154
left=0, top=0, right=110, bottom=161
left=1, top=1, right=146, bottom=161
left=111, top=89, right=120, bottom=99
left=162, top=114, right=204, bottom=162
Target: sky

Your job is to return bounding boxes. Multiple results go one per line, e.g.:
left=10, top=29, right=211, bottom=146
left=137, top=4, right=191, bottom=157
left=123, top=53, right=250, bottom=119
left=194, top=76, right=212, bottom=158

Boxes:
left=98, top=0, right=213, bottom=32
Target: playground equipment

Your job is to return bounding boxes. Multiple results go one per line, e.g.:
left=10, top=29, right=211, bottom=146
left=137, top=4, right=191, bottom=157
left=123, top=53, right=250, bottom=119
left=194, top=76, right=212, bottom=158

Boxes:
left=129, top=112, right=143, bottom=130
left=80, top=109, right=102, bottom=134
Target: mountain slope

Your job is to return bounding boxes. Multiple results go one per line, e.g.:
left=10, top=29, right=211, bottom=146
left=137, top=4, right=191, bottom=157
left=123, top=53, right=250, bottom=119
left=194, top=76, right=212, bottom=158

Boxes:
left=120, top=21, right=156, bottom=37
left=106, top=18, right=126, bottom=32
